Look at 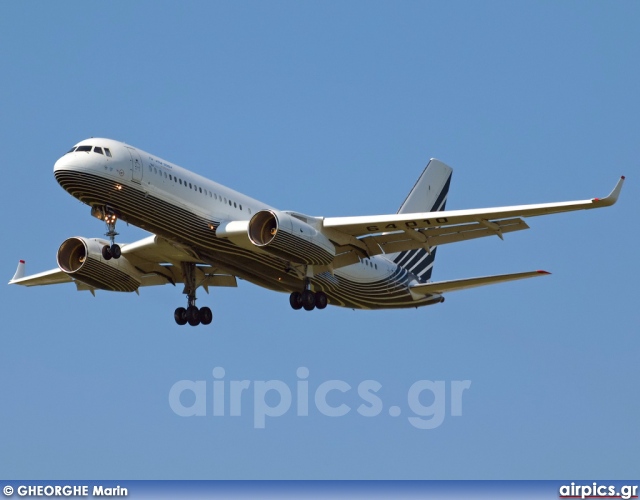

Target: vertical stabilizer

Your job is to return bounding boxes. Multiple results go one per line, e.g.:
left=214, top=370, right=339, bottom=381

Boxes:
left=397, top=159, right=452, bottom=214
left=391, top=159, right=453, bottom=283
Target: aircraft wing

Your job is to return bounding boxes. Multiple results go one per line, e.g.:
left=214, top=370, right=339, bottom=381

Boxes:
left=9, top=235, right=237, bottom=293
left=322, top=176, right=625, bottom=264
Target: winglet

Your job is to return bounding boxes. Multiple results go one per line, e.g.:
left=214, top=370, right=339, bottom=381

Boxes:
left=592, top=176, right=625, bottom=207
left=9, top=260, right=26, bottom=283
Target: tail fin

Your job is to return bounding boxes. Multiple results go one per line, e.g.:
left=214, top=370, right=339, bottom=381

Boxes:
left=390, top=159, right=453, bottom=283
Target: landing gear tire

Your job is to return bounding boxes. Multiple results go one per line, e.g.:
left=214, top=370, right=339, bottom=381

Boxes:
left=199, top=307, right=213, bottom=325
left=102, top=245, right=112, bottom=260
left=289, top=292, right=303, bottom=310
left=110, top=243, right=121, bottom=259
left=302, top=290, right=316, bottom=311
left=315, top=291, right=328, bottom=310
left=187, top=306, right=200, bottom=327
left=174, top=307, right=187, bottom=326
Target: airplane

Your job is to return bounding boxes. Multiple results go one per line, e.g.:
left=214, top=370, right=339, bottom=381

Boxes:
left=9, top=138, right=625, bottom=326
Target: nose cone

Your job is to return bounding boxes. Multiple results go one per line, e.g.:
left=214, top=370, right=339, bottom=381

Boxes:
left=53, top=155, right=68, bottom=173
left=53, top=149, right=86, bottom=193
left=53, top=145, right=97, bottom=178
left=53, top=149, right=83, bottom=174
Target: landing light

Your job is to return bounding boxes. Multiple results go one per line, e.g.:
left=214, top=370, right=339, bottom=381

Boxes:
left=115, top=184, right=122, bottom=190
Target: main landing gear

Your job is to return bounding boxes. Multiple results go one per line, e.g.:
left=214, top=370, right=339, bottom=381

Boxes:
left=94, top=206, right=122, bottom=261
left=289, top=279, right=328, bottom=311
left=174, top=262, right=212, bottom=327
left=174, top=300, right=213, bottom=327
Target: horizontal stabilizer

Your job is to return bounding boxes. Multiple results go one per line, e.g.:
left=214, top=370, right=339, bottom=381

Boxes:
left=410, top=270, right=550, bottom=295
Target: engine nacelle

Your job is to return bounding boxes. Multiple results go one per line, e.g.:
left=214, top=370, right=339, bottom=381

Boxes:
left=247, top=210, right=335, bottom=266
left=57, top=237, right=141, bottom=292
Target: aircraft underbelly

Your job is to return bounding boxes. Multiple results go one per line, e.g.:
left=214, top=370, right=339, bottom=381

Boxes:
left=54, top=170, right=438, bottom=310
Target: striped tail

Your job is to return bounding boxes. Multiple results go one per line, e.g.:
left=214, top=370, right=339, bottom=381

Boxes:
left=390, top=159, right=453, bottom=283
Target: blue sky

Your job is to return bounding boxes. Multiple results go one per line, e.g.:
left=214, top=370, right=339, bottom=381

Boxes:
left=1, top=1, right=638, bottom=479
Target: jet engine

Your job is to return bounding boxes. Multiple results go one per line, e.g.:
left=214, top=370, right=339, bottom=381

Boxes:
left=246, top=210, right=335, bottom=266
left=57, top=237, right=141, bottom=292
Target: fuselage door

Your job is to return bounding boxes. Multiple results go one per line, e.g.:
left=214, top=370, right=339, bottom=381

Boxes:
left=126, top=147, right=143, bottom=184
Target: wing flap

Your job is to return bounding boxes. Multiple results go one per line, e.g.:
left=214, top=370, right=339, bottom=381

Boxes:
left=138, top=265, right=237, bottom=288
left=410, top=270, right=550, bottom=295
left=364, top=218, right=529, bottom=255
left=203, top=275, right=237, bottom=288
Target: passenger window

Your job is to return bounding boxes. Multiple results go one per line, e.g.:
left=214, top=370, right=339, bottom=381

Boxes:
left=169, top=174, right=172, bottom=181
left=76, top=145, right=92, bottom=152
left=229, top=200, right=232, bottom=206
left=94, top=147, right=103, bottom=154
left=199, top=187, right=202, bottom=193
left=239, top=204, right=242, bottom=210
left=179, top=179, right=182, bottom=185
left=189, top=183, right=192, bottom=189
left=104, top=148, right=112, bottom=157
left=164, top=172, right=167, bottom=178
left=234, top=202, right=237, bottom=208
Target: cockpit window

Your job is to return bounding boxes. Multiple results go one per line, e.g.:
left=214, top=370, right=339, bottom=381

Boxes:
left=94, top=147, right=103, bottom=155
left=66, top=147, right=77, bottom=154
left=104, top=148, right=112, bottom=157
left=76, top=145, right=92, bottom=152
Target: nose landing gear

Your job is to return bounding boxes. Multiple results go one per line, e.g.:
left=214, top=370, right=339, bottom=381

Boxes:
left=92, top=206, right=122, bottom=260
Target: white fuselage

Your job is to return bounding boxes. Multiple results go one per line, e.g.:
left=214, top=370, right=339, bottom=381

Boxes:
left=53, top=138, right=436, bottom=309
